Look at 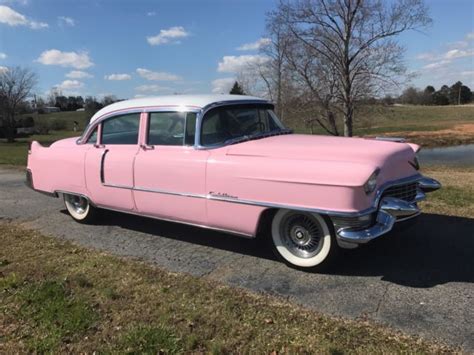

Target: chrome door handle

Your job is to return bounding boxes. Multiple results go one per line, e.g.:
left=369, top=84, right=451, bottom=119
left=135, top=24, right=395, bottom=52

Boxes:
left=140, top=144, right=154, bottom=150
left=100, top=149, right=109, bottom=184
left=94, top=144, right=105, bottom=148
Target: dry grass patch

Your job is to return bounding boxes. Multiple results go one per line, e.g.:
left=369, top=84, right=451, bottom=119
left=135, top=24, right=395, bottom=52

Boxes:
left=420, top=166, right=474, bottom=218
left=0, top=223, right=454, bottom=353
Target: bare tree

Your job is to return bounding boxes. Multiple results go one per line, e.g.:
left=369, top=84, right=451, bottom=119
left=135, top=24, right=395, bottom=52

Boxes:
left=259, top=10, right=293, bottom=121
left=0, top=67, right=38, bottom=142
left=275, top=0, right=431, bottom=136
left=47, top=87, right=62, bottom=107
left=284, top=31, right=342, bottom=135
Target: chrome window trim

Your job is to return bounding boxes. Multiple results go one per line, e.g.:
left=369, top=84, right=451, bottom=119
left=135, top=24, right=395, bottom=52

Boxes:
left=194, top=99, right=274, bottom=150
left=77, top=106, right=202, bottom=145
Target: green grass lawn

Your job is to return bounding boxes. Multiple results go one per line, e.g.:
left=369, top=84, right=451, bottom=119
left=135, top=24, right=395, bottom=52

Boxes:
left=0, top=131, right=81, bottom=166
left=1, top=111, right=87, bottom=166
left=0, top=222, right=454, bottom=353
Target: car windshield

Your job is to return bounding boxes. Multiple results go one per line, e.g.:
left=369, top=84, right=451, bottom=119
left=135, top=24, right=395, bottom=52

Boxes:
left=200, top=104, right=289, bottom=147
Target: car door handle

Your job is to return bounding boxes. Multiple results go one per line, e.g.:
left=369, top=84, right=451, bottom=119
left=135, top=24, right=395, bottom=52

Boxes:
left=94, top=144, right=105, bottom=149
left=140, top=144, right=155, bottom=150
left=100, top=149, right=109, bottom=184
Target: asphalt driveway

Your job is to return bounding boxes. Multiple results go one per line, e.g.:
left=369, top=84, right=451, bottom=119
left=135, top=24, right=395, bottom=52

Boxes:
left=0, top=167, right=473, bottom=350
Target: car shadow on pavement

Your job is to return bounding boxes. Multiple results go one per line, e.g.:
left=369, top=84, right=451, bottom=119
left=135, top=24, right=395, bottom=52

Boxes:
left=77, top=210, right=474, bottom=288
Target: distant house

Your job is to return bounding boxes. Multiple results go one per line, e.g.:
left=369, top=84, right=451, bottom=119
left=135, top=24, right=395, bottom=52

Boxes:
left=76, top=108, right=85, bottom=112
left=43, top=106, right=60, bottom=113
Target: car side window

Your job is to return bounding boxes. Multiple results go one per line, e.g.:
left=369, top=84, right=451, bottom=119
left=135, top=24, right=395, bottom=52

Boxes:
left=86, top=127, right=98, bottom=144
left=148, top=112, right=196, bottom=146
left=102, top=113, right=140, bottom=145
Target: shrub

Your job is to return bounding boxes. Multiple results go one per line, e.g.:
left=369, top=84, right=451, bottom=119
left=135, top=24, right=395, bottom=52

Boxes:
left=34, top=119, right=50, bottom=135
left=49, top=118, right=68, bottom=131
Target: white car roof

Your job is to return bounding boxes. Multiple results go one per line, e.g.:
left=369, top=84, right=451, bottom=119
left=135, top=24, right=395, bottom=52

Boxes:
left=89, top=94, right=269, bottom=124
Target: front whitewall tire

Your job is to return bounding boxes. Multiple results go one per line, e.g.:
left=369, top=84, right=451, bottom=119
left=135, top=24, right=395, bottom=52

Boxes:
left=271, top=209, right=333, bottom=268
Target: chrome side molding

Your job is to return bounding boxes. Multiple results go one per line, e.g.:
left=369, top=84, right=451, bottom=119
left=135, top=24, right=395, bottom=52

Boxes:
left=375, top=137, right=406, bottom=143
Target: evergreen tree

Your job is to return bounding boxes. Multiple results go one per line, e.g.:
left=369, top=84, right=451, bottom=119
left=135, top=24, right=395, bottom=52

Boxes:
left=229, top=81, right=245, bottom=95
left=448, top=81, right=472, bottom=105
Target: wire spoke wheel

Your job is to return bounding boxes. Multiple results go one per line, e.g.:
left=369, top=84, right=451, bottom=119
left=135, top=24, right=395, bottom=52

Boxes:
left=271, top=209, right=334, bottom=268
left=280, top=213, right=324, bottom=258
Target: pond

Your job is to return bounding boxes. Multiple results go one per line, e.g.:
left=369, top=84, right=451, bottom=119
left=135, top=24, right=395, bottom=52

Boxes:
left=418, top=144, right=474, bottom=167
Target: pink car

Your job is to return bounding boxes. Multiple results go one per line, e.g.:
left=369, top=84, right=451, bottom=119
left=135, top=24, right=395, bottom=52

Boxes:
left=27, top=95, right=441, bottom=269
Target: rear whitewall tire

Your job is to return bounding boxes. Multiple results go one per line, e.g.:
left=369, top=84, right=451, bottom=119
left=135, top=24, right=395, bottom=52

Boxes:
left=271, top=209, right=335, bottom=268
left=63, top=193, right=97, bottom=223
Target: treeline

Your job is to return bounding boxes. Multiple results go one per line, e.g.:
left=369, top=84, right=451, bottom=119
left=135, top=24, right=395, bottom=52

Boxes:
left=397, top=81, right=472, bottom=106
left=34, top=94, right=121, bottom=114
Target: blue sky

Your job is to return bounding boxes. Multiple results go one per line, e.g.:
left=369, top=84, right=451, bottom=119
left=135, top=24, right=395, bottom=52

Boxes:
left=0, top=0, right=473, bottom=99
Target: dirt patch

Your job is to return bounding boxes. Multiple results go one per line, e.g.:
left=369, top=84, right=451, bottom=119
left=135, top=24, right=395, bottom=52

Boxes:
left=371, top=123, right=474, bottom=147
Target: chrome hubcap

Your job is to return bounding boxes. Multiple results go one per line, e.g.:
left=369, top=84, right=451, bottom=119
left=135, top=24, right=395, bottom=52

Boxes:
left=66, top=195, right=88, bottom=215
left=280, top=213, right=323, bottom=258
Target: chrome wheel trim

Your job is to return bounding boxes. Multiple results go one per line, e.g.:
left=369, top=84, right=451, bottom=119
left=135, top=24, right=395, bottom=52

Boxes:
left=279, top=212, right=324, bottom=258
left=271, top=209, right=332, bottom=268
left=64, top=194, right=90, bottom=220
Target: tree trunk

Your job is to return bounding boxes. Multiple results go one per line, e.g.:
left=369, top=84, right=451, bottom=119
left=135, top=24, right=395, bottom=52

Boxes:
left=343, top=103, right=353, bottom=137
left=5, top=126, right=15, bottom=143
left=5, top=114, right=16, bottom=143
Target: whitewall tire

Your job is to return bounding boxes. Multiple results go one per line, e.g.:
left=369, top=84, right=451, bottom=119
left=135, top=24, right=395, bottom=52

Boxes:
left=63, top=193, right=97, bottom=223
left=271, top=209, right=336, bottom=268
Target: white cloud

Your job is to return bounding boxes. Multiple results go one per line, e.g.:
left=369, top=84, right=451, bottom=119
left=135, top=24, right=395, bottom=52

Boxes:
left=135, top=84, right=172, bottom=93
left=146, top=11, right=156, bottom=16
left=55, top=79, right=84, bottom=91
left=0, top=52, right=6, bottom=59
left=416, top=52, right=436, bottom=61
left=217, top=55, right=269, bottom=73
left=422, top=60, right=450, bottom=70
left=29, top=20, right=48, bottom=29
left=66, top=70, right=92, bottom=79
left=147, top=26, right=189, bottom=45
left=58, top=16, right=75, bottom=27
left=104, top=73, right=131, bottom=81
left=136, top=68, right=181, bottom=81
left=0, top=0, right=29, bottom=5
left=444, top=49, right=474, bottom=60
left=0, top=66, right=8, bottom=73
left=417, top=43, right=474, bottom=72
left=466, top=32, right=474, bottom=40
left=237, top=38, right=271, bottom=51
left=211, top=78, right=235, bottom=94
left=0, top=5, right=25, bottom=25
left=36, top=49, right=93, bottom=69
left=0, top=5, right=48, bottom=29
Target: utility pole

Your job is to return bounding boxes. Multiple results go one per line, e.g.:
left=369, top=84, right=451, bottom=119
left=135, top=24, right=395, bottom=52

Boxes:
left=458, top=85, right=461, bottom=105
left=34, top=94, right=39, bottom=123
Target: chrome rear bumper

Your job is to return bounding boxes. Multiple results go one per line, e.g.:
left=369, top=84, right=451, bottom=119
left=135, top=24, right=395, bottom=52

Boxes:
left=335, top=176, right=441, bottom=247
